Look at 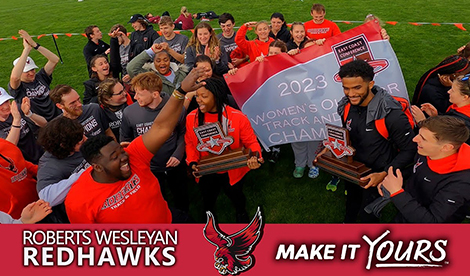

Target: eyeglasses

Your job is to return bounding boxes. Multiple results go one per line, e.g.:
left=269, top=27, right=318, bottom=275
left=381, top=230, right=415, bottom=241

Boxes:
left=112, top=89, right=126, bottom=96
left=461, top=73, right=470, bottom=82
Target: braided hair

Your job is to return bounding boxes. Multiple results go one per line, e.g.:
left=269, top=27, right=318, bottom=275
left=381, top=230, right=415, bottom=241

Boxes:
left=196, top=77, right=230, bottom=127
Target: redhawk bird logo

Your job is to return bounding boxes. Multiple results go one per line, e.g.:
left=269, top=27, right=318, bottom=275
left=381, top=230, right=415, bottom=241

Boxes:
left=203, top=208, right=263, bottom=275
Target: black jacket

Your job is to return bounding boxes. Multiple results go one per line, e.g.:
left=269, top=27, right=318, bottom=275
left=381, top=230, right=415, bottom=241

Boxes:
left=83, top=39, right=110, bottom=77
left=129, top=25, right=159, bottom=61
left=269, top=25, right=291, bottom=43
left=83, top=77, right=101, bottom=104
left=392, top=145, right=470, bottom=223
left=337, top=85, right=416, bottom=172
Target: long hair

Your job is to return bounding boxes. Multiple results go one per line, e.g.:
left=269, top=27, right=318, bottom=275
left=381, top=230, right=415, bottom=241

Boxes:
left=90, top=54, right=112, bottom=80
left=412, top=55, right=469, bottom=104
left=180, top=6, right=190, bottom=18
left=187, top=22, right=220, bottom=56
left=196, top=78, right=229, bottom=127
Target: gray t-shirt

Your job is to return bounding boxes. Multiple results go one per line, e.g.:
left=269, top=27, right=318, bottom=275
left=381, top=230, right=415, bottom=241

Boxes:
left=217, top=32, right=239, bottom=58
left=120, top=94, right=186, bottom=172
left=154, top=34, right=189, bottom=64
left=37, top=151, right=89, bottom=192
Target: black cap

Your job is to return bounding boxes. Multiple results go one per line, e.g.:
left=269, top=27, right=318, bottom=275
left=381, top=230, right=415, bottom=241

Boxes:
left=129, top=14, right=146, bottom=23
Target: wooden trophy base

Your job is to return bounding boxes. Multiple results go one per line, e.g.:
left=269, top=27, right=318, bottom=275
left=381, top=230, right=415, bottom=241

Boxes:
left=193, top=148, right=252, bottom=177
left=315, top=151, right=372, bottom=186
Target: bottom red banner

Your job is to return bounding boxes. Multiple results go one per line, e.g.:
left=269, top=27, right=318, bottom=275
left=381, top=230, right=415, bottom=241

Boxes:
left=1, top=220, right=467, bottom=276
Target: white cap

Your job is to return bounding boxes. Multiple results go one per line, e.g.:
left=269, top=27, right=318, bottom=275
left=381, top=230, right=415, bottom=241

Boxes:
left=13, top=56, right=39, bottom=73
left=0, top=87, right=13, bottom=105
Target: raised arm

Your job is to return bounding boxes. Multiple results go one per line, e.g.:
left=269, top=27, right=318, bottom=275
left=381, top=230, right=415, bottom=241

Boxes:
left=10, top=36, right=32, bottom=90
left=5, top=101, right=22, bottom=145
left=38, top=169, right=85, bottom=207
left=20, top=97, right=47, bottom=127
left=142, top=68, right=205, bottom=154
left=126, top=47, right=155, bottom=78
left=19, top=30, right=59, bottom=76
left=161, top=42, right=185, bottom=64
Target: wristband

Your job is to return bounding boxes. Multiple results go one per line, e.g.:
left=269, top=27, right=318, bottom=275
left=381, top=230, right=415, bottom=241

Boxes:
left=176, top=85, right=187, bottom=95
left=33, top=43, right=41, bottom=50
left=25, top=110, right=33, bottom=118
left=172, top=90, right=185, bottom=100
left=11, top=125, right=21, bottom=129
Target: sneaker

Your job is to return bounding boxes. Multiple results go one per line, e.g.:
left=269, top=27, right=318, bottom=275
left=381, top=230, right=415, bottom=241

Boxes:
left=326, top=176, right=340, bottom=192
left=293, top=166, right=305, bottom=178
left=268, top=149, right=280, bottom=163
left=201, top=17, right=210, bottom=22
left=308, top=166, right=320, bottom=179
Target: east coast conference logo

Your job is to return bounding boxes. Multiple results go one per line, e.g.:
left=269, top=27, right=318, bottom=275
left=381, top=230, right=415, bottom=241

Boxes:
left=203, top=207, right=263, bottom=275
left=332, top=33, right=389, bottom=82
left=195, top=122, right=234, bottom=155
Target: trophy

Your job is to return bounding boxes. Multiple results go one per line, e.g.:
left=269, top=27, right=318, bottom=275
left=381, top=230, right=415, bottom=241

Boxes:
left=314, top=124, right=371, bottom=186
left=192, top=122, right=254, bottom=177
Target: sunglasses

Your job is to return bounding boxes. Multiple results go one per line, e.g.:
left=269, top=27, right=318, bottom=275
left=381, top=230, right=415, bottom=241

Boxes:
left=461, top=73, right=470, bottom=82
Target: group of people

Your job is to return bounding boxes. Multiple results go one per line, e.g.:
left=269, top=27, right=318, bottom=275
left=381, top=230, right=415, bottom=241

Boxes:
left=1, top=3, right=470, bottom=224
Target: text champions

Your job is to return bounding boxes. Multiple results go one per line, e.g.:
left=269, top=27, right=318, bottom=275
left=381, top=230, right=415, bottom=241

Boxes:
left=23, top=230, right=177, bottom=267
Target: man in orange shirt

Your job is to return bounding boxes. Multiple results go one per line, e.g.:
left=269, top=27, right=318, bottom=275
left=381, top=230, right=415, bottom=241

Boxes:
left=65, top=69, right=205, bottom=223
left=304, top=3, right=341, bottom=45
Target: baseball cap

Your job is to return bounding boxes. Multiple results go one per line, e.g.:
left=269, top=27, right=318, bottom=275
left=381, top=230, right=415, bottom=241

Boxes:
left=0, top=87, right=13, bottom=105
left=13, top=56, right=39, bottom=73
left=129, top=14, right=147, bottom=23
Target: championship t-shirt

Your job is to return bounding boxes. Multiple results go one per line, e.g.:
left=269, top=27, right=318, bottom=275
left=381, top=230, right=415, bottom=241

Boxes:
left=76, top=103, right=110, bottom=138
left=8, top=68, right=61, bottom=121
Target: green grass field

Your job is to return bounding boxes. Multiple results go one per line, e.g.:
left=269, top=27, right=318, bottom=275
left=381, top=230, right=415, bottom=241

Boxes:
left=1, top=0, right=469, bottom=223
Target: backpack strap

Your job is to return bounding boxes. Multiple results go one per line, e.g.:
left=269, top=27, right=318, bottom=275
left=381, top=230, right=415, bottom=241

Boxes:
left=375, top=118, right=389, bottom=140
left=392, top=96, right=415, bottom=129
left=343, top=102, right=351, bottom=122
left=375, top=97, right=414, bottom=140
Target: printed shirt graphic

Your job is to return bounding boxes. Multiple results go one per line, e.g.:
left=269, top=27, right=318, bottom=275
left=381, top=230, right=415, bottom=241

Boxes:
left=304, top=19, right=341, bottom=40
left=77, top=103, right=110, bottom=137
left=65, top=136, right=172, bottom=223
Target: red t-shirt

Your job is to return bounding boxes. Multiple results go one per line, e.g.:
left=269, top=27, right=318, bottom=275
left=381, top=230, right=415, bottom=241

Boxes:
left=304, top=19, right=341, bottom=40
left=0, top=139, right=38, bottom=218
left=65, top=136, right=172, bottom=223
